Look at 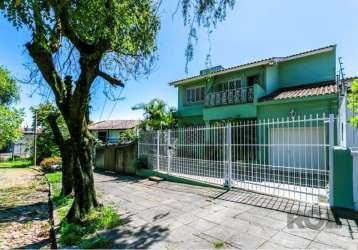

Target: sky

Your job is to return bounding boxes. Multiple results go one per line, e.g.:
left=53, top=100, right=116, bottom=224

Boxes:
left=0, top=0, right=357, bottom=126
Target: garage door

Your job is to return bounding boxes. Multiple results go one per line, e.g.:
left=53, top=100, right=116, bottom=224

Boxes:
left=269, top=127, right=326, bottom=170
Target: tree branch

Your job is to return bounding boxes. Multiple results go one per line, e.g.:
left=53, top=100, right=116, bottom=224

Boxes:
left=52, top=1, right=95, bottom=53
left=97, top=70, right=124, bottom=88
left=46, top=112, right=65, bottom=147
left=26, top=42, right=66, bottom=103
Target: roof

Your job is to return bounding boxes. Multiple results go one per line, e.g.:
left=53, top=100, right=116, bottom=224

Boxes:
left=169, top=45, right=336, bottom=86
left=21, top=127, right=42, bottom=134
left=88, top=120, right=140, bottom=130
left=259, top=81, right=338, bottom=102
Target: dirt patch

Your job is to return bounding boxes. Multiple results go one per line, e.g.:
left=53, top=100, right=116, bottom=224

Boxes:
left=0, top=168, right=50, bottom=249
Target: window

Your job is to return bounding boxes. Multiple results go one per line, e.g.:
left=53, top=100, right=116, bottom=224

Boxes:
left=213, top=78, right=241, bottom=92
left=247, top=75, right=260, bottom=87
left=185, top=86, right=205, bottom=104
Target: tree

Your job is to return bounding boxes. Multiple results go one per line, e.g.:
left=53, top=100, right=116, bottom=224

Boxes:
left=1, top=0, right=235, bottom=222
left=348, top=79, right=358, bottom=127
left=0, top=66, right=23, bottom=149
left=133, top=98, right=176, bottom=130
left=31, top=103, right=74, bottom=196
left=0, top=106, right=23, bottom=149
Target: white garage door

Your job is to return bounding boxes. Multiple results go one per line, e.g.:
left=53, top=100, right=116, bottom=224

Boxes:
left=269, top=127, right=326, bottom=170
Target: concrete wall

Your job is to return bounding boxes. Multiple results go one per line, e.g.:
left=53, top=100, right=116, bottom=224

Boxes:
left=257, top=95, right=338, bottom=120
left=278, top=50, right=336, bottom=88
left=332, top=147, right=354, bottom=209
left=95, top=143, right=137, bottom=174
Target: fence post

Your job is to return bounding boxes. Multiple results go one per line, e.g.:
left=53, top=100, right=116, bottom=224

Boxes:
left=136, top=128, right=140, bottom=158
left=329, top=114, right=334, bottom=207
left=167, top=129, right=171, bottom=175
left=224, top=123, right=232, bottom=188
left=157, top=130, right=160, bottom=171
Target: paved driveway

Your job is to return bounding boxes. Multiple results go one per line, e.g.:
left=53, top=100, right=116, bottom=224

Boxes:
left=94, top=171, right=358, bottom=249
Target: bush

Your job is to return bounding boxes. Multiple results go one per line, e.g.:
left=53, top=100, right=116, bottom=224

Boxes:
left=40, top=156, right=62, bottom=172
left=132, top=156, right=148, bottom=170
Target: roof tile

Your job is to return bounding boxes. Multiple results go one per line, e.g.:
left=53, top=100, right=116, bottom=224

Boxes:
left=259, top=81, right=337, bottom=102
left=88, top=120, right=139, bottom=130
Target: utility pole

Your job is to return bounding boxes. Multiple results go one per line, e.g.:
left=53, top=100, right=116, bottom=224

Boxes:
left=33, top=111, right=37, bottom=166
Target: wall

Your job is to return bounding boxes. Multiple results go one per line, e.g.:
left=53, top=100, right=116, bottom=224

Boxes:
left=332, top=147, right=354, bottom=209
left=95, top=143, right=137, bottom=174
left=257, top=95, right=338, bottom=120
left=278, top=50, right=336, bottom=88
left=203, top=103, right=257, bottom=122
left=266, top=64, right=279, bottom=93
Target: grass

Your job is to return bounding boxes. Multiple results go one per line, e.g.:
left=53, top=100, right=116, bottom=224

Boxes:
left=59, top=206, right=121, bottom=247
left=45, top=172, right=121, bottom=248
left=213, top=240, right=225, bottom=249
left=0, top=159, right=32, bottom=168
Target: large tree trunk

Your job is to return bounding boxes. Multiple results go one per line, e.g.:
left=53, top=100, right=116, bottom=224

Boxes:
left=47, top=115, right=74, bottom=196
left=61, top=140, right=75, bottom=196
left=66, top=124, right=98, bottom=223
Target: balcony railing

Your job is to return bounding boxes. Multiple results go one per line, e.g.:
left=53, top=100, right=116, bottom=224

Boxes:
left=205, top=86, right=254, bottom=107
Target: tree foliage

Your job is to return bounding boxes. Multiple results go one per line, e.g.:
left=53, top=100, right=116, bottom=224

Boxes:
left=0, top=66, right=19, bottom=106
left=0, top=66, right=23, bottom=149
left=348, top=79, right=358, bottom=127
left=30, top=103, right=68, bottom=162
left=133, top=98, right=176, bottom=130
left=0, top=106, right=23, bottom=148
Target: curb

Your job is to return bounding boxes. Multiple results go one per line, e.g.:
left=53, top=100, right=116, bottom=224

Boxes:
left=32, top=168, right=58, bottom=249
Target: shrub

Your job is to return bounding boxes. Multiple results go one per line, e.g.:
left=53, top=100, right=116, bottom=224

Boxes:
left=59, top=222, right=85, bottom=245
left=132, top=155, right=148, bottom=170
left=40, top=156, right=62, bottom=172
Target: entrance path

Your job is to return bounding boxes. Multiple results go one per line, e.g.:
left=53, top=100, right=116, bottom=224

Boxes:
left=94, top=171, right=358, bottom=249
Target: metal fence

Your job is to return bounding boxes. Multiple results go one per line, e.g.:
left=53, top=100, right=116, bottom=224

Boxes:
left=138, top=114, right=335, bottom=205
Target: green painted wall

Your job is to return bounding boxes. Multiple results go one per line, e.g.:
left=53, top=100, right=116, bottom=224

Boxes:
left=266, top=64, right=279, bottom=93
left=332, top=147, right=354, bottom=209
left=177, top=115, right=205, bottom=126
left=203, top=103, right=257, bottom=121
left=278, top=50, right=336, bottom=87
left=257, top=95, right=338, bottom=120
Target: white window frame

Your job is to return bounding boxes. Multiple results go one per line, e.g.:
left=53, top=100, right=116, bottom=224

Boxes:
left=185, top=85, right=205, bottom=104
left=214, top=78, right=242, bottom=92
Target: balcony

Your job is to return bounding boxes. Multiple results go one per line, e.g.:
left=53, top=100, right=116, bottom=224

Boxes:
left=205, top=86, right=254, bottom=107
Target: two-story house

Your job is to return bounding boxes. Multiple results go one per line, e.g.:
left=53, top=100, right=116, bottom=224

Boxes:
left=170, top=45, right=338, bottom=126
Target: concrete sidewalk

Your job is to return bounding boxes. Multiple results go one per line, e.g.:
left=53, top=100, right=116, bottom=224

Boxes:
left=94, top=171, right=358, bottom=249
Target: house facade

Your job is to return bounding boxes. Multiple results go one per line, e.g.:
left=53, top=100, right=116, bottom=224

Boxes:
left=170, top=45, right=338, bottom=125
left=89, top=120, right=139, bottom=144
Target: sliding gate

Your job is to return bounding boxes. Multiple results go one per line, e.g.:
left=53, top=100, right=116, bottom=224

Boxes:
left=138, top=114, right=334, bottom=205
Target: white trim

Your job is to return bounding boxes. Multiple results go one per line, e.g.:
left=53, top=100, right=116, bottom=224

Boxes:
left=185, top=85, right=205, bottom=104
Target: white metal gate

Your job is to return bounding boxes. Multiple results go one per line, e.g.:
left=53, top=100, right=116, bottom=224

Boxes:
left=138, top=114, right=334, bottom=205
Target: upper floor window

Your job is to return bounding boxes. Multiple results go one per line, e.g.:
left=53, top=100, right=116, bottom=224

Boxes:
left=186, top=86, right=205, bottom=104
left=213, top=79, right=241, bottom=92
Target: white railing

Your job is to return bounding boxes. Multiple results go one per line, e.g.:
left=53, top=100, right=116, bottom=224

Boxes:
left=206, top=86, right=254, bottom=106
left=138, top=114, right=335, bottom=205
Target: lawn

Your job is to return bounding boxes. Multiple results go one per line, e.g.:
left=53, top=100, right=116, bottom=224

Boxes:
left=0, top=159, right=32, bottom=168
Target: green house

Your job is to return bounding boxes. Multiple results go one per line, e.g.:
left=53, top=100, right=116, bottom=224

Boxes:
left=169, top=45, right=338, bottom=126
